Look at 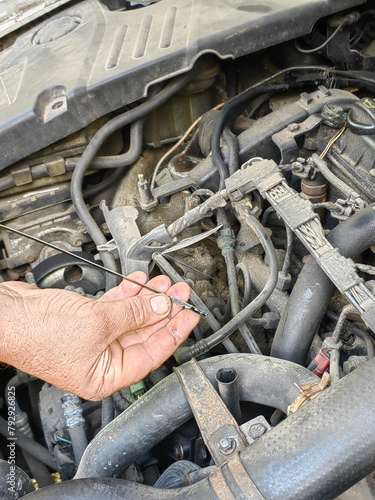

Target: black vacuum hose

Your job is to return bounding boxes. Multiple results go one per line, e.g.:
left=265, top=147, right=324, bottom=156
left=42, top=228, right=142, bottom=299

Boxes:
left=271, top=203, right=375, bottom=365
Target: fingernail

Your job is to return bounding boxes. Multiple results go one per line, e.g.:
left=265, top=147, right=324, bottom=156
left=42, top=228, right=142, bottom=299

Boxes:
left=151, top=295, right=171, bottom=315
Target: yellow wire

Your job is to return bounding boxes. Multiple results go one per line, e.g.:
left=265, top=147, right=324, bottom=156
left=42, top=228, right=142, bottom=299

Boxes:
left=320, top=124, right=346, bottom=159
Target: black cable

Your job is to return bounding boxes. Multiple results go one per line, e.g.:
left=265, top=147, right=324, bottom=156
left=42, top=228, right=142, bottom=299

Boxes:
left=247, top=91, right=277, bottom=119
left=235, top=262, right=252, bottom=308
left=261, top=206, right=276, bottom=226
left=222, top=247, right=261, bottom=354
left=83, top=167, right=127, bottom=199
left=212, top=297, right=231, bottom=324
left=347, top=102, right=375, bottom=135
left=71, top=70, right=196, bottom=290
left=353, top=327, right=375, bottom=359
left=222, top=126, right=239, bottom=175
left=174, top=206, right=278, bottom=363
left=281, top=226, right=293, bottom=277
left=101, top=397, right=114, bottom=429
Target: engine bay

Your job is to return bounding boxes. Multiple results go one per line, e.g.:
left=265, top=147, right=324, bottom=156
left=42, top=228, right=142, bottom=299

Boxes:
left=1, top=1, right=375, bottom=498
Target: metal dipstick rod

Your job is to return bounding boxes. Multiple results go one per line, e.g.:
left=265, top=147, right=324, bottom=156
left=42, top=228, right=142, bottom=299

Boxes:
left=0, top=223, right=206, bottom=317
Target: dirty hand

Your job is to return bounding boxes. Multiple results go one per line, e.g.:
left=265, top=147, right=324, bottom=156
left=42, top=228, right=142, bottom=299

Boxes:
left=0, top=272, right=199, bottom=400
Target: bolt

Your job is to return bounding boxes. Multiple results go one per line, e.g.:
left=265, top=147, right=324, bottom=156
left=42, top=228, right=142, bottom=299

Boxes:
left=287, top=123, right=300, bottom=132
left=101, top=223, right=110, bottom=234
left=218, top=437, right=236, bottom=455
left=26, top=254, right=36, bottom=263
left=248, top=423, right=267, bottom=439
left=75, top=239, right=83, bottom=247
left=137, top=174, right=154, bottom=206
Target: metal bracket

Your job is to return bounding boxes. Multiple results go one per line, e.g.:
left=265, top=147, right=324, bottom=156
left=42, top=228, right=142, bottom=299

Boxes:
left=240, top=416, right=271, bottom=445
left=96, top=239, right=119, bottom=259
left=209, top=453, right=266, bottom=499
left=272, top=114, right=322, bottom=165
left=100, top=202, right=174, bottom=276
left=174, top=358, right=247, bottom=466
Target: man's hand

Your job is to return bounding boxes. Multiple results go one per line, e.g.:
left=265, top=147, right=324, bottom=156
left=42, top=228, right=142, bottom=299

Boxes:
left=0, top=272, right=200, bottom=400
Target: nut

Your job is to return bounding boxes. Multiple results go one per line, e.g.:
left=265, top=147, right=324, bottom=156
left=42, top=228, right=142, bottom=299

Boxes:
left=218, top=437, right=236, bottom=455
left=248, top=423, right=267, bottom=439
left=287, top=123, right=300, bottom=132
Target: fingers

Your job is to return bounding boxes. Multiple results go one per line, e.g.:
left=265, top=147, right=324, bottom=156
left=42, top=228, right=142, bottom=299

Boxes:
left=98, top=271, right=148, bottom=302
left=96, top=292, right=173, bottom=347
left=99, top=273, right=172, bottom=302
left=137, top=275, right=172, bottom=296
left=110, top=281, right=193, bottom=349
left=111, top=308, right=200, bottom=389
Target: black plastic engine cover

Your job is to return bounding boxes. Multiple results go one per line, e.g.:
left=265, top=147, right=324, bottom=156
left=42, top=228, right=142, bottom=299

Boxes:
left=0, top=0, right=366, bottom=170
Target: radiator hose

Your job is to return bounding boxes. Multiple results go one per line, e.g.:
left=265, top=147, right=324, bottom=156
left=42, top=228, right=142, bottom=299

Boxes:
left=23, top=354, right=375, bottom=499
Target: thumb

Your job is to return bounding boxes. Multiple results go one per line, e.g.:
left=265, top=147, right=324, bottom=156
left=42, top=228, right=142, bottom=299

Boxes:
left=94, top=293, right=172, bottom=341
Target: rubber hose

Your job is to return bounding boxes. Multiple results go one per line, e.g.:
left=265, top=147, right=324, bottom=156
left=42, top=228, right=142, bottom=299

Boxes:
left=223, top=248, right=261, bottom=353
left=0, top=460, right=34, bottom=499
left=23, top=477, right=217, bottom=499
left=101, top=396, right=114, bottom=429
left=0, top=416, right=57, bottom=471
left=217, top=207, right=260, bottom=353
left=222, top=126, right=239, bottom=175
left=154, top=461, right=201, bottom=489
left=235, top=261, right=252, bottom=307
left=82, top=167, right=126, bottom=199
left=69, top=426, right=88, bottom=466
left=75, top=354, right=318, bottom=479
left=353, top=327, right=375, bottom=358
left=28, top=357, right=375, bottom=500
left=66, top=119, right=144, bottom=170
left=71, top=70, right=195, bottom=290
left=21, top=449, right=54, bottom=487
left=271, top=203, right=375, bottom=364
left=312, top=154, right=362, bottom=201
